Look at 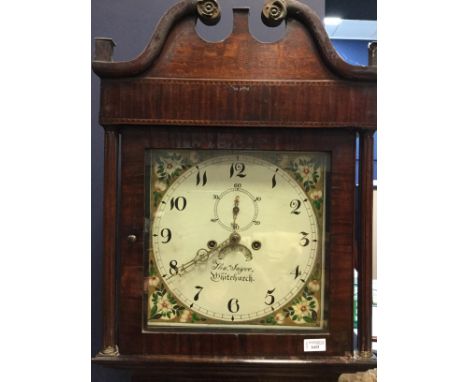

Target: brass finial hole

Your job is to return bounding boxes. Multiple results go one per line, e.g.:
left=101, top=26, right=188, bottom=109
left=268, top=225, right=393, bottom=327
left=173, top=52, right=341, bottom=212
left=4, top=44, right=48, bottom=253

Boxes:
left=207, top=240, right=217, bottom=249
left=252, top=241, right=262, bottom=250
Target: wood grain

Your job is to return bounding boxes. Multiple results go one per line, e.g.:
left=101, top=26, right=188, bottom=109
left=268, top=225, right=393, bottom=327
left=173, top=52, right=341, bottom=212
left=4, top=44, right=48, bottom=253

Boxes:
left=357, top=130, right=374, bottom=355
left=96, top=9, right=376, bottom=129
left=92, top=0, right=377, bottom=377
left=92, top=354, right=376, bottom=382
left=92, top=0, right=376, bottom=82
left=99, top=78, right=376, bottom=129
left=96, top=355, right=376, bottom=382
left=100, top=128, right=119, bottom=352
left=117, top=126, right=356, bottom=357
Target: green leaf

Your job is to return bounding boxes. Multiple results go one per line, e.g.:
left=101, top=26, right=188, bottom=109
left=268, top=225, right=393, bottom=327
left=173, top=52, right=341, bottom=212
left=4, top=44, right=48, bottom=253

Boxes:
left=157, top=164, right=165, bottom=176
left=157, top=286, right=166, bottom=296
left=149, top=262, right=156, bottom=276
left=303, top=316, right=313, bottom=323
left=264, top=315, right=276, bottom=324
left=150, top=305, right=158, bottom=319
left=173, top=305, right=184, bottom=314
left=153, top=192, right=159, bottom=207
left=313, top=200, right=321, bottom=210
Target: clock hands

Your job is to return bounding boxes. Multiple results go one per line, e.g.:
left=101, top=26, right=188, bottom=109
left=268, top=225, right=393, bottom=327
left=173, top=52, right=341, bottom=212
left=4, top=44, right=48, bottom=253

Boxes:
left=218, top=195, right=252, bottom=261
left=232, top=195, right=240, bottom=232
left=218, top=231, right=241, bottom=259
left=168, top=196, right=254, bottom=281
left=165, top=237, right=231, bottom=281
left=166, top=229, right=254, bottom=281
left=219, top=233, right=253, bottom=261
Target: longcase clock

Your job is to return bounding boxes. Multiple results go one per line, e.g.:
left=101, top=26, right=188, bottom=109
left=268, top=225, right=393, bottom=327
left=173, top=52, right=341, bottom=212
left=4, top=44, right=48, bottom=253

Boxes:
left=92, top=1, right=377, bottom=380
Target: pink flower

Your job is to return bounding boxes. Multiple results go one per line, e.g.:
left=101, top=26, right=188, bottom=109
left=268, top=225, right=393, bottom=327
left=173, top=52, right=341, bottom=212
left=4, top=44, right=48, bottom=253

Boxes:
left=156, top=295, right=174, bottom=320
left=144, top=276, right=160, bottom=292
left=308, top=280, right=320, bottom=292
left=274, top=311, right=285, bottom=324
left=179, top=310, right=192, bottom=323
left=309, top=190, right=322, bottom=200
left=154, top=180, right=167, bottom=193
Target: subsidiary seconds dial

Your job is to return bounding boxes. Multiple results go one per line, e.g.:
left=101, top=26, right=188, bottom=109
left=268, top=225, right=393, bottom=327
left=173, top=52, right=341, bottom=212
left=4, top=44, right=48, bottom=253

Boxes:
left=152, top=155, right=319, bottom=323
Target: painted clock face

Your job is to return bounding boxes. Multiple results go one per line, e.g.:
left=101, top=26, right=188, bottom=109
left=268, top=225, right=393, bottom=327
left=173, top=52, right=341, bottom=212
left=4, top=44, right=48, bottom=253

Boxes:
left=145, top=150, right=328, bottom=330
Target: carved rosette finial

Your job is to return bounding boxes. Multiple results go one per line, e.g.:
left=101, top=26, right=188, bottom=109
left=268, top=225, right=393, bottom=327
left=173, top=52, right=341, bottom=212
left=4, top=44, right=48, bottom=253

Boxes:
left=262, top=0, right=288, bottom=27
left=196, top=0, right=221, bottom=25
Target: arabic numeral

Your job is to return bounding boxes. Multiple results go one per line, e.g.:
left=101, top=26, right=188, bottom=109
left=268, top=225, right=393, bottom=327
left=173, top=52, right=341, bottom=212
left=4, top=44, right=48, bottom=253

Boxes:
left=229, top=162, right=246, bottom=178
left=169, top=260, right=178, bottom=275
left=299, top=231, right=310, bottom=247
left=272, top=168, right=278, bottom=188
left=290, top=199, right=301, bottom=214
left=293, top=265, right=302, bottom=280
left=265, top=288, right=276, bottom=305
left=227, top=298, right=240, bottom=313
left=170, top=196, right=187, bottom=211
left=193, top=286, right=203, bottom=301
left=160, top=228, right=172, bottom=243
left=195, top=166, right=207, bottom=186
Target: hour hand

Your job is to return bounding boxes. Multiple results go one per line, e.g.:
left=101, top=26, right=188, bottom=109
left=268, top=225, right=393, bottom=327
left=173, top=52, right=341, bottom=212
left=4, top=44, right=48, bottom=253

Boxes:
left=231, top=195, right=240, bottom=231
left=233, top=195, right=240, bottom=219
left=217, top=232, right=252, bottom=261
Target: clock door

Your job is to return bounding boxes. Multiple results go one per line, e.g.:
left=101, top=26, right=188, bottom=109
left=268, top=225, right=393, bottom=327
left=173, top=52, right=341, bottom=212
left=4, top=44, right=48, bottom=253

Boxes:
left=118, top=125, right=356, bottom=357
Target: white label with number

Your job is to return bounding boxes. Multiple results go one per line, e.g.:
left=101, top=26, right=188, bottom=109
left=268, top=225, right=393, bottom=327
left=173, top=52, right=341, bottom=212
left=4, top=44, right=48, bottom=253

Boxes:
left=304, top=338, right=326, bottom=352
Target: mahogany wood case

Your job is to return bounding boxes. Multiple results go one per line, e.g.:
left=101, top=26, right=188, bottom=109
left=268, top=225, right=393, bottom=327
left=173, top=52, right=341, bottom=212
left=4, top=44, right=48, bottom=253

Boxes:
left=92, top=0, right=376, bottom=380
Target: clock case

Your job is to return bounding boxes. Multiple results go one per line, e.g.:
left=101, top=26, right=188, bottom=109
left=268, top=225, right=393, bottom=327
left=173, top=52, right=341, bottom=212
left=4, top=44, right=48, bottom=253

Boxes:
left=92, top=0, right=376, bottom=380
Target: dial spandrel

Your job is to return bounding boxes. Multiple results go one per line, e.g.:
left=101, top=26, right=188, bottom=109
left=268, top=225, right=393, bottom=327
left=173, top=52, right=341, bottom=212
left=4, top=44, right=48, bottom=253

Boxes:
left=146, top=150, right=328, bottom=330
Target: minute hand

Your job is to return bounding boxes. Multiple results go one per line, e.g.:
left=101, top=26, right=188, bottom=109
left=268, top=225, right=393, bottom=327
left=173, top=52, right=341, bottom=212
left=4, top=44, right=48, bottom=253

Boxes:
left=166, top=237, right=231, bottom=280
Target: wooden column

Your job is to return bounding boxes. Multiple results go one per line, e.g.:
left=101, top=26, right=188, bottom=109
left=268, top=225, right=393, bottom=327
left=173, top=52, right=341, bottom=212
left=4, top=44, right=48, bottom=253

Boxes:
left=357, top=130, right=374, bottom=357
left=98, top=127, right=120, bottom=356
left=368, top=41, right=377, bottom=67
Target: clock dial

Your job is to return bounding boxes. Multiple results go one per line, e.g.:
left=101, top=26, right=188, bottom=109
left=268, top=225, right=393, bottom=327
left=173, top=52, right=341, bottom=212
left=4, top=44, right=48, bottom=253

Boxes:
left=146, top=150, right=327, bottom=329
